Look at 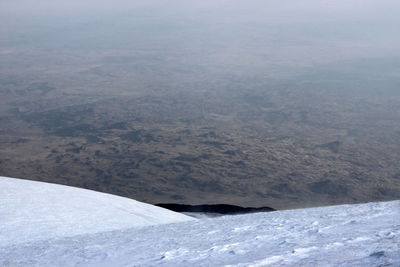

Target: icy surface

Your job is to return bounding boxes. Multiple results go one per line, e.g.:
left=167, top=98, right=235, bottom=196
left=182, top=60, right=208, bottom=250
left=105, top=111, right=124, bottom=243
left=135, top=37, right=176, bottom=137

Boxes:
left=0, top=176, right=193, bottom=247
left=1, top=177, right=399, bottom=266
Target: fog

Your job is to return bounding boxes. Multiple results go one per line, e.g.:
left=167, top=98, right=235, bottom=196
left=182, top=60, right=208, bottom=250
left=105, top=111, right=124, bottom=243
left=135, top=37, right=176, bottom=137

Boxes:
left=0, top=0, right=399, bottom=209
left=2, top=0, right=400, bottom=54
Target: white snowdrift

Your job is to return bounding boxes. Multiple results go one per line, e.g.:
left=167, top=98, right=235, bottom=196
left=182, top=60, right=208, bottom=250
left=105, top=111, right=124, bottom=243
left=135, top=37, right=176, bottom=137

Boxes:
left=1, top=176, right=399, bottom=266
left=0, top=176, right=193, bottom=246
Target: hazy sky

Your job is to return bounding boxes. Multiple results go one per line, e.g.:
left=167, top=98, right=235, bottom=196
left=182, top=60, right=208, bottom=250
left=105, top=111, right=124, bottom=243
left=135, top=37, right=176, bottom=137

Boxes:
left=1, top=0, right=399, bottom=70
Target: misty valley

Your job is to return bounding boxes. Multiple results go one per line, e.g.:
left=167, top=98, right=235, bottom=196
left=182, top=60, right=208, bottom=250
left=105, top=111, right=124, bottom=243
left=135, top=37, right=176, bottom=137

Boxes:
left=1, top=0, right=400, bottom=210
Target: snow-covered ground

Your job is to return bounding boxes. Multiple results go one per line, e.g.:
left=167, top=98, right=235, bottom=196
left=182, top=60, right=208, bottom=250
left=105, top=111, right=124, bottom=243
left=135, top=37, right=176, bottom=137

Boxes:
left=0, top=176, right=192, bottom=247
left=1, top=176, right=399, bottom=266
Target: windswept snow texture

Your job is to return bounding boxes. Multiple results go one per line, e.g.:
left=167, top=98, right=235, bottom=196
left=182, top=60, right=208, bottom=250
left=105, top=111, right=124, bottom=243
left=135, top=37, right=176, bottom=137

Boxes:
left=2, top=199, right=400, bottom=266
left=0, top=176, right=193, bottom=247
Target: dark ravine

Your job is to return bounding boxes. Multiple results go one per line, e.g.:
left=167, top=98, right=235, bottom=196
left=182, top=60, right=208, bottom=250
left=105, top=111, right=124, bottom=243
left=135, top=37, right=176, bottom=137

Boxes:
left=155, top=203, right=276, bottom=215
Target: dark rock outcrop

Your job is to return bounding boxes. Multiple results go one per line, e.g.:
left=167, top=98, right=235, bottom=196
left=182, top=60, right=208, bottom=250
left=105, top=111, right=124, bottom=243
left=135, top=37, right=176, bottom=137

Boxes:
left=155, top=203, right=276, bottom=215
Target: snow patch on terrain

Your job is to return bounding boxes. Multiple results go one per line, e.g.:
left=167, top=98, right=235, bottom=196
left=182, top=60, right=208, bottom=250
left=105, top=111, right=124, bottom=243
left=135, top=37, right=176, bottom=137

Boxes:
left=0, top=176, right=399, bottom=266
left=0, top=176, right=193, bottom=246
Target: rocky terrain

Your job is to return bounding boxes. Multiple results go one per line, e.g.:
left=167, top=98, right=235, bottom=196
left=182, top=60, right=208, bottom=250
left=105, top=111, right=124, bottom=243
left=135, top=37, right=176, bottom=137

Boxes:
left=1, top=0, right=400, bottom=209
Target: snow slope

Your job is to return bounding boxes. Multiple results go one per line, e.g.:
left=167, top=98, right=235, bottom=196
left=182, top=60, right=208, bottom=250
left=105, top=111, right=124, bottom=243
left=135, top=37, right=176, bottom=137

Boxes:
left=0, top=176, right=193, bottom=247
left=1, top=177, right=399, bottom=266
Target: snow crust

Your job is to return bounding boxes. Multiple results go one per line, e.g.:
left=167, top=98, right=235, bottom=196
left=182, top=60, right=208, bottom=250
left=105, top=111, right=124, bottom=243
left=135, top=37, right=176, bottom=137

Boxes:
left=1, top=176, right=399, bottom=266
left=0, top=176, right=193, bottom=246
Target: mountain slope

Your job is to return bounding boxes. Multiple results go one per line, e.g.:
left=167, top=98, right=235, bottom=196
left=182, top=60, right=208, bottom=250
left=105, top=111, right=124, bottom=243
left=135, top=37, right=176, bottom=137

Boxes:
left=0, top=176, right=193, bottom=247
left=1, top=179, right=399, bottom=266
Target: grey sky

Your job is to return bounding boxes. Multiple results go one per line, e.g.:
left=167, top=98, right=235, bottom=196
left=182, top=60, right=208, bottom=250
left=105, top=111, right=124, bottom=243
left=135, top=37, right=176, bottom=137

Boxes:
left=1, top=0, right=399, bottom=69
